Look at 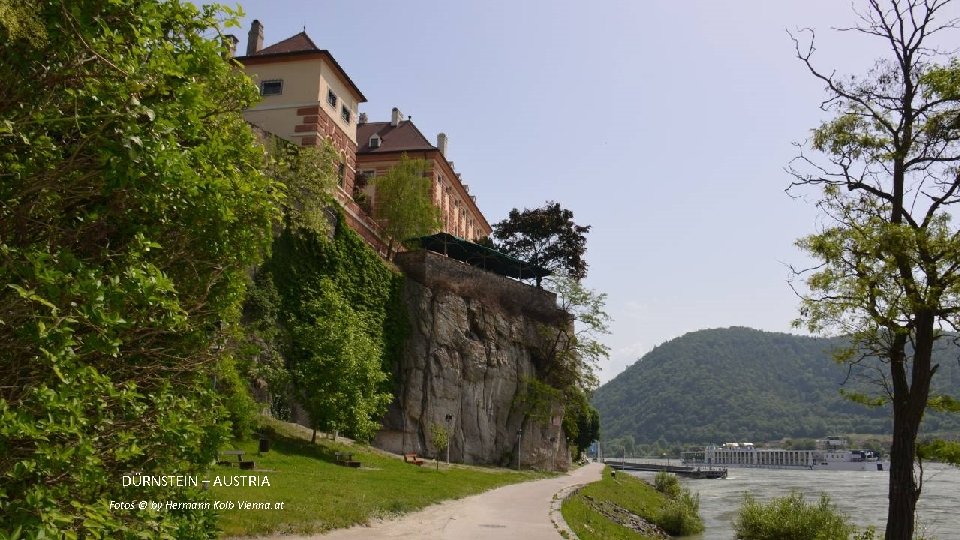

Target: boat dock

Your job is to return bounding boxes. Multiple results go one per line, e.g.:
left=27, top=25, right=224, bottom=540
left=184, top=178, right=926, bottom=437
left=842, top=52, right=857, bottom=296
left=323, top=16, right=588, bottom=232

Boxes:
left=603, top=459, right=727, bottom=479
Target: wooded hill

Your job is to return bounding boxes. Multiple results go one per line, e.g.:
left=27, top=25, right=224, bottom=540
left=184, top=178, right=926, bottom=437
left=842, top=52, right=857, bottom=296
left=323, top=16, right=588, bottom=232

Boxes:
left=592, top=327, right=960, bottom=445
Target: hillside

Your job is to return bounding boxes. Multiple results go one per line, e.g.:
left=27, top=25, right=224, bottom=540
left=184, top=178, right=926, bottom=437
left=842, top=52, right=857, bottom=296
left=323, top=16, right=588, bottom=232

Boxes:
left=592, top=327, right=960, bottom=445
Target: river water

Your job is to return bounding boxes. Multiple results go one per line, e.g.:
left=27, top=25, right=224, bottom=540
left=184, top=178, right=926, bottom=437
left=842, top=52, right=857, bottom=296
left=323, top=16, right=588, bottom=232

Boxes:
left=623, top=460, right=960, bottom=539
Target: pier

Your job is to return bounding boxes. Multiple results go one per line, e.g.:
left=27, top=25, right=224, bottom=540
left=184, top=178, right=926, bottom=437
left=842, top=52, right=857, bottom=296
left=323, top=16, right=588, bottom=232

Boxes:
left=602, top=459, right=727, bottom=479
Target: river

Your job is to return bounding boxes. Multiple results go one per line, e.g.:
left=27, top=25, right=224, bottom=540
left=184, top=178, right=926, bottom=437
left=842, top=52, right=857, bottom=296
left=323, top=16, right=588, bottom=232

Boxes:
left=623, top=460, right=960, bottom=539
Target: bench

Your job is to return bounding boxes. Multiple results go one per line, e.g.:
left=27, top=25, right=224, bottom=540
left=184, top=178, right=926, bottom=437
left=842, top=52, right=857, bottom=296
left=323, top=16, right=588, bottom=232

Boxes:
left=404, top=453, right=425, bottom=466
left=219, top=450, right=255, bottom=469
left=335, top=451, right=361, bottom=468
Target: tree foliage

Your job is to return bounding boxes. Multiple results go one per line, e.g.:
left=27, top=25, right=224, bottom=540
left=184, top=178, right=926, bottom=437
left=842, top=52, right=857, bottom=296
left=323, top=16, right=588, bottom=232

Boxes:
left=372, top=155, right=441, bottom=257
left=492, top=201, right=591, bottom=282
left=0, top=0, right=275, bottom=536
left=289, top=278, right=390, bottom=442
left=249, top=218, right=406, bottom=442
left=562, top=389, right=600, bottom=459
left=787, top=2, right=960, bottom=537
left=540, top=275, right=610, bottom=393
left=263, top=136, right=339, bottom=236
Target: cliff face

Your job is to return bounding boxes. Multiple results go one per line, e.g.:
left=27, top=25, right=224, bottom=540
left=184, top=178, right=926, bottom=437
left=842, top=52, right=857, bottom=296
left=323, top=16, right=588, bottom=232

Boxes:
left=373, top=251, right=571, bottom=471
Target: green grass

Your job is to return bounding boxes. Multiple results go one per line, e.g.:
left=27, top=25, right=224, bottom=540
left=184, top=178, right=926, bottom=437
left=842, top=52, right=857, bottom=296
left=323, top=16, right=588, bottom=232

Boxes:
left=561, top=467, right=701, bottom=540
left=210, top=418, right=550, bottom=537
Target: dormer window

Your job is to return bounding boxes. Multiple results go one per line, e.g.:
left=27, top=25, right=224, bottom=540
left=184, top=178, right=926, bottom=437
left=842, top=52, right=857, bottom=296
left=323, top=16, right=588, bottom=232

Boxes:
left=341, top=105, right=352, bottom=124
left=369, top=133, right=381, bottom=149
left=327, top=89, right=337, bottom=108
left=260, top=80, right=283, bottom=96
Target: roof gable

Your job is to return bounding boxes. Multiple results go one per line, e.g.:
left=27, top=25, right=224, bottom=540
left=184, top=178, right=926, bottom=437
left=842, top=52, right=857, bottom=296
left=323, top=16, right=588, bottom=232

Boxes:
left=254, top=31, right=318, bottom=55
left=356, top=121, right=435, bottom=154
left=236, top=31, right=366, bottom=102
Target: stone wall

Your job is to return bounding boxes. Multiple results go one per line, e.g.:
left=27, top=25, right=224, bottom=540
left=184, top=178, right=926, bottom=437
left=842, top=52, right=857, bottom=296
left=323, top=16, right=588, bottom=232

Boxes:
left=373, top=250, right=572, bottom=471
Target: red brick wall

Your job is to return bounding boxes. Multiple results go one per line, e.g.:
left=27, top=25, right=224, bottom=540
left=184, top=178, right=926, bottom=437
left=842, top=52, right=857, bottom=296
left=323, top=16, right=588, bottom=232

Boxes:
left=295, top=105, right=357, bottom=196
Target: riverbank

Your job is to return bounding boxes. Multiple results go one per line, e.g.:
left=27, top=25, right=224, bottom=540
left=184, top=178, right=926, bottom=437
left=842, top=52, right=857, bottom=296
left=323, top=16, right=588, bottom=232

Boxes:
left=561, top=466, right=703, bottom=539
left=626, top=463, right=960, bottom=539
left=214, top=419, right=550, bottom=537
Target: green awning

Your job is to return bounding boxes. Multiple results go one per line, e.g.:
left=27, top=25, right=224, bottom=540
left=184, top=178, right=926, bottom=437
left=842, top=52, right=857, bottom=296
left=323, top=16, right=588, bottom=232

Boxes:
left=413, top=233, right=552, bottom=281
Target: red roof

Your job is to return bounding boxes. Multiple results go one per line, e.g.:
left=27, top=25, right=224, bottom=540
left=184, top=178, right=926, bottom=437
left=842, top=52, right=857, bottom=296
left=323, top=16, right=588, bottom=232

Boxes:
left=254, top=31, right=319, bottom=55
left=356, top=121, right=435, bottom=154
left=236, top=31, right=367, bottom=102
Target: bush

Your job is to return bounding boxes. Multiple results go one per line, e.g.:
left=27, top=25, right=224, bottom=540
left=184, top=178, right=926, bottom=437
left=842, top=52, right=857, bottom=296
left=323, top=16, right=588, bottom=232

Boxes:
left=654, top=470, right=682, bottom=498
left=734, top=491, right=855, bottom=540
left=651, top=471, right=703, bottom=535
left=657, top=489, right=704, bottom=536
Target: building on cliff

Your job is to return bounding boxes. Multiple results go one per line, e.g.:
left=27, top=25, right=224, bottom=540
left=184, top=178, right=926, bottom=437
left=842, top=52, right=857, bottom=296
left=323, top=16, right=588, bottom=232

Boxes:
left=233, top=20, right=385, bottom=250
left=234, top=20, right=491, bottom=248
left=356, top=111, right=491, bottom=242
left=234, top=20, right=571, bottom=471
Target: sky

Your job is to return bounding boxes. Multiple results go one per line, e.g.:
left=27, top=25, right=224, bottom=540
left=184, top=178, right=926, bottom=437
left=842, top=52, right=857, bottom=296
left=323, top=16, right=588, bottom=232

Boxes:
left=229, top=1, right=908, bottom=383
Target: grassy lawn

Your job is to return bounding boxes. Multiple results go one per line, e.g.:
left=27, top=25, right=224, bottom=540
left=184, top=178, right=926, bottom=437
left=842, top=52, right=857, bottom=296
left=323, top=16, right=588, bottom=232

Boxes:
left=561, top=467, right=678, bottom=540
left=211, top=419, right=550, bottom=537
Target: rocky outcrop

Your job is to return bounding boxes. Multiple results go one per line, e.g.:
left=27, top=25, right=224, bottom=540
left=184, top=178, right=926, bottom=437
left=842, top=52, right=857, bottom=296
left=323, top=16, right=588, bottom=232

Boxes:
left=373, top=250, right=571, bottom=471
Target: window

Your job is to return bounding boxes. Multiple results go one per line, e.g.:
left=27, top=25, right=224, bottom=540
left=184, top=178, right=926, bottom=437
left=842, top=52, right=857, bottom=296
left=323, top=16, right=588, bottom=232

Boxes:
left=260, top=80, right=283, bottom=96
left=369, top=134, right=381, bottom=149
left=327, top=89, right=337, bottom=108
left=337, top=162, right=346, bottom=187
left=341, top=105, right=351, bottom=124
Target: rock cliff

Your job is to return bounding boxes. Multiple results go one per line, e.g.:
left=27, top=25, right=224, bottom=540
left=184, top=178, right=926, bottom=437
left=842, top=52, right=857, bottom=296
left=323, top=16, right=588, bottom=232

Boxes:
left=373, top=250, right=571, bottom=471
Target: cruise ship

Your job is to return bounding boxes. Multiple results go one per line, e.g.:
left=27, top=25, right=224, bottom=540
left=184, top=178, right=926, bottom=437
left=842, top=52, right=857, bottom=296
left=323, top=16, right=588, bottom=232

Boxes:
left=681, top=438, right=888, bottom=471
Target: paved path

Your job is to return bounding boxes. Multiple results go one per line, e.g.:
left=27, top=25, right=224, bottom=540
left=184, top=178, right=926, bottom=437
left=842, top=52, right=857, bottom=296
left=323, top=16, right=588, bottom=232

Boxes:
left=277, top=462, right=603, bottom=540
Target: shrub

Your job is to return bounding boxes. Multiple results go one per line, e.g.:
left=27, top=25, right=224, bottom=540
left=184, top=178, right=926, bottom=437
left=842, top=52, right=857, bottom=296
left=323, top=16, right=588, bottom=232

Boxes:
left=652, top=471, right=703, bottom=535
left=657, top=489, right=704, bottom=536
left=734, top=491, right=855, bottom=540
left=654, top=470, right=682, bottom=499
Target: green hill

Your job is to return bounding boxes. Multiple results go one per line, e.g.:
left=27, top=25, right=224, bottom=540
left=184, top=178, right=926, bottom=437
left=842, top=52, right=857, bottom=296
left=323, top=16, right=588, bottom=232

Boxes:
left=592, top=327, right=960, bottom=445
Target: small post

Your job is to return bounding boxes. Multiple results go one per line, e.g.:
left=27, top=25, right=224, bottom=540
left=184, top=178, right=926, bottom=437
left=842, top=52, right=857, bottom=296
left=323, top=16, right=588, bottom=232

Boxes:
left=516, top=427, right=523, bottom=470
left=445, top=414, right=453, bottom=464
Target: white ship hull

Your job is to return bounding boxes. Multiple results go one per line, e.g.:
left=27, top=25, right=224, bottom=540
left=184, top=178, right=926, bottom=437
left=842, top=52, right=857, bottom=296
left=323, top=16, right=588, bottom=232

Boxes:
left=683, top=441, right=888, bottom=472
left=688, top=460, right=890, bottom=472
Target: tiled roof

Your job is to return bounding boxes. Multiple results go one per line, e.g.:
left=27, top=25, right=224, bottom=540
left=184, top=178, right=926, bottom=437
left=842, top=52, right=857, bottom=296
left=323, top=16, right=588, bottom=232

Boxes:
left=356, top=121, right=435, bottom=154
left=253, top=32, right=318, bottom=55
left=236, top=31, right=367, bottom=102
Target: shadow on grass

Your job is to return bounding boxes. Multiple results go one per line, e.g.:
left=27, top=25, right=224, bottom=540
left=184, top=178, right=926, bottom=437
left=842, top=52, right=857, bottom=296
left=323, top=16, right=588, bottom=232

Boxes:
left=253, top=425, right=362, bottom=466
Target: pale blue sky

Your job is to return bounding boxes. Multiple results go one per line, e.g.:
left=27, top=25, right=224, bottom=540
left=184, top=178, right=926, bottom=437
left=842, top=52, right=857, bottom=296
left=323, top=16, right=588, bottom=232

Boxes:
left=231, top=1, right=897, bottom=383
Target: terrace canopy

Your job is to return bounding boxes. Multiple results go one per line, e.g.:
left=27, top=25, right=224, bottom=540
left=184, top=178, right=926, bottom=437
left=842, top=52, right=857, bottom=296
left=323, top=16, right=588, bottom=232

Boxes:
left=413, top=233, right=552, bottom=283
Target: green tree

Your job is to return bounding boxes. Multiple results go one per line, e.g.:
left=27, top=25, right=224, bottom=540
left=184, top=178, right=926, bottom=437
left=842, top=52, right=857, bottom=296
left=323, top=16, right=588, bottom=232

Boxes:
left=288, top=279, right=391, bottom=443
left=541, top=275, right=611, bottom=393
left=0, top=0, right=275, bottom=536
left=789, top=2, right=960, bottom=538
left=563, top=389, right=601, bottom=459
left=492, top=201, right=591, bottom=284
left=430, top=423, right=450, bottom=469
left=372, top=155, right=441, bottom=257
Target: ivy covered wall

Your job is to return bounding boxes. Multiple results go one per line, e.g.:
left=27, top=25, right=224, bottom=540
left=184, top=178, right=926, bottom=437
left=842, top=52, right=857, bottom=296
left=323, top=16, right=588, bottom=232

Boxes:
left=241, top=213, right=407, bottom=441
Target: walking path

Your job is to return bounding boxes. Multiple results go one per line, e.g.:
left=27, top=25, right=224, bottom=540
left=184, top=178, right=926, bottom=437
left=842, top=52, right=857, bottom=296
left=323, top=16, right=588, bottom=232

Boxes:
left=274, top=462, right=603, bottom=540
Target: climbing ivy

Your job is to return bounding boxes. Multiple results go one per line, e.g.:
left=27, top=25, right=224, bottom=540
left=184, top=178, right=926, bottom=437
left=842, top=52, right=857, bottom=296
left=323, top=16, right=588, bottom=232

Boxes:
left=242, top=213, right=407, bottom=441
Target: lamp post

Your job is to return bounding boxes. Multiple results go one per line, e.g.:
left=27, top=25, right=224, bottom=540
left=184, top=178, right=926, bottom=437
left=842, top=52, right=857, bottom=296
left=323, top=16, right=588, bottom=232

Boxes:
left=516, top=428, right=523, bottom=470
left=445, top=414, right=453, bottom=464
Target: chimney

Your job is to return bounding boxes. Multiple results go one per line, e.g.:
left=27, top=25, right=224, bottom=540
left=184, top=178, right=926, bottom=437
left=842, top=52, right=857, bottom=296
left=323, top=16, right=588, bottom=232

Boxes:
left=437, top=132, right=448, bottom=156
left=391, top=107, right=404, bottom=127
left=358, top=112, right=368, bottom=124
left=246, top=19, right=264, bottom=56
left=225, top=35, right=239, bottom=57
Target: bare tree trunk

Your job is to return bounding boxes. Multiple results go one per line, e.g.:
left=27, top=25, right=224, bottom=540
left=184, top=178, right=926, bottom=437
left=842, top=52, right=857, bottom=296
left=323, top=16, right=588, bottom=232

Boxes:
left=886, top=312, right=935, bottom=540
left=886, top=405, right=919, bottom=540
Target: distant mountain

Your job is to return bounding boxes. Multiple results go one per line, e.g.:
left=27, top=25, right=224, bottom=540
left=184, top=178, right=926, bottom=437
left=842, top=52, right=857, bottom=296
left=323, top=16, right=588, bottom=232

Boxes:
left=592, top=327, right=960, bottom=445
